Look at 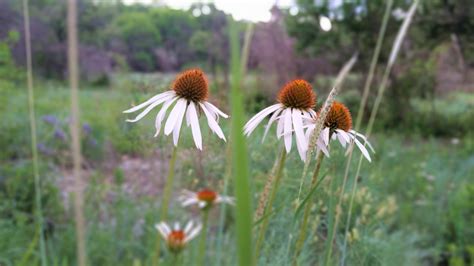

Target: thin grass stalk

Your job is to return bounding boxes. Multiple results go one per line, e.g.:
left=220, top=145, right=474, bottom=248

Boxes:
left=254, top=149, right=287, bottom=259
left=215, top=22, right=253, bottom=266
left=229, top=18, right=254, bottom=266
left=197, top=209, right=210, bottom=266
left=354, top=0, right=393, bottom=131
left=67, top=0, right=86, bottom=265
left=326, top=2, right=419, bottom=265
left=293, top=151, right=324, bottom=265
left=297, top=53, right=358, bottom=202
left=339, top=1, right=393, bottom=263
left=22, top=0, right=47, bottom=264
left=154, top=146, right=178, bottom=266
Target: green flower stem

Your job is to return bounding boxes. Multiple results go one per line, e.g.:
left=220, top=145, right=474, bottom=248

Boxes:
left=293, top=152, right=324, bottom=265
left=198, top=208, right=210, bottom=266
left=154, top=146, right=179, bottom=266
left=254, top=149, right=287, bottom=260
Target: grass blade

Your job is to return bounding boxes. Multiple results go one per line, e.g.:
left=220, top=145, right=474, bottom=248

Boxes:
left=229, top=18, right=254, bottom=266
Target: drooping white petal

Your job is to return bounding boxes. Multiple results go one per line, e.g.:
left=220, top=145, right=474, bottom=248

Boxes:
left=292, top=109, right=307, bottom=161
left=317, top=136, right=330, bottom=157
left=283, top=108, right=293, bottom=153
left=126, top=94, right=175, bottom=123
left=172, top=100, right=187, bottom=146
left=155, top=223, right=169, bottom=239
left=184, top=221, right=194, bottom=235
left=277, top=112, right=285, bottom=139
left=123, top=91, right=174, bottom=113
left=185, top=223, right=202, bottom=243
left=164, top=99, right=186, bottom=136
left=188, top=102, right=203, bottom=150
left=199, top=103, right=226, bottom=141
left=350, top=130, right=375, bottom=153
left=262, top=108, right=282, bottom=142
left=322, top=127, right=330, bottom=146
left=181, top=198, right=199, bottom=207
left=244, top=104, right=282, bottom=136
left=336, top=129, right=351, bottom=144
left=336, top=131, right=347, bottom=148
left=154, top=97, right=178, bottom=137
left=174, top=222, right=180, bottom=231
left=354, top=137, right=372, bottom=162
left=204, top=102, right=229, bottom=118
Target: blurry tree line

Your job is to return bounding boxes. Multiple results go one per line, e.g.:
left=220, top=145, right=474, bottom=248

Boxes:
left=0, top=0, right=233, bottom=84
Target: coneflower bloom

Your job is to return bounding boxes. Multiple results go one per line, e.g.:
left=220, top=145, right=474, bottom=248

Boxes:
left=155, top=221, right=202, bottom=253
left=305, top=101, right=374, bottom=162
left=179, top=189, right=234, bottom=209
left=123, top=69, right=228, bottom=150
left=244, top=79, right=317, bottom=161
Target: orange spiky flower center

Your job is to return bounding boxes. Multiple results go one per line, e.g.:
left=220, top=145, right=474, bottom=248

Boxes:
left=197, top=189, right=217, bottom=203
left=173, top=69, right=208, bottom=102
left=324, top=101, right=352, bottom=132
left=167, top=230, right=186, bottom=252
left=277, top=79, right=316, bottom=109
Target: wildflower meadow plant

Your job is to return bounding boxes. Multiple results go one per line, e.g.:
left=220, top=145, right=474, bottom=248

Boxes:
left=123, top=69, right=228, bottom=263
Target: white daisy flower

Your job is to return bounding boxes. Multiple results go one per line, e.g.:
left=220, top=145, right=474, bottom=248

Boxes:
left=179, top=189, right=234, bottom=209
left=123, top=69, right=228, bottom=150
left=243, top=79, right=317, bottom=161
left=155, top=220, right=202, bottom=253
left=305, top=101, right=374, bottom=162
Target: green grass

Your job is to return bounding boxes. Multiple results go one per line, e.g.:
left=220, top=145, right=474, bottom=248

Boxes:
left=0, top=79, right=473, bottom=265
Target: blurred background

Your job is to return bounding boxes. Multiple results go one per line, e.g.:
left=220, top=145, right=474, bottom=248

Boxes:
left=0, top=0, right=473, bottom=265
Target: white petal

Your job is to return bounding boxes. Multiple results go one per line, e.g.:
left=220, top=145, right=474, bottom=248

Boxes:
left=337, top=129, right=351, bottom=144
left=262, top=108, right=282, bottom=143
left=181, top=198, right=198, bottom=207
left=317, top=137, right=330, bottom=157
left=204, top=102, right=229, bottom=118
left=185, top=224, right=202, bottom=243
left=126, top=94, right=175, bottom=123
left=164, top=99, right=186, bottom=136
left=187, top=102, right=203, bottom=150
left=184, top=221, right=194, bottom=235
left=283, top=108, right=293, bottom=153
left=292, top=109, right=307, bottom=161
left=244, top=104, right=282, bottom=136
left=322, top=127, right=330, bottom=146
left=155, top=223, right=169, bottom=239
left=123, top=91, right=174, bottom=113
left=277, top=112, right=285, bottom=139
left=199, top=103, right=226, bottom=141
left=354, top=138, right=372, bottom=162
left=350, top=130, right=375, bottom=153
left=154, top=97, right=178, bottom=137
left=336, top=132, right=347, bottom=148
left=172, top=100, right=187, bottom=146
left=174, top=222, right=180, bottom=231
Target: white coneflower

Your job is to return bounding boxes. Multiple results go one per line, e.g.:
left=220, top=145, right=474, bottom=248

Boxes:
left=123, top=69, right=228, bottom=150
left=305, top=101, right=374, bottom=162
left=179, top=189, right=234, bottom=209
left=244, top=79, right=317, bottom=161
left=155, top=221, right=202, bottom=253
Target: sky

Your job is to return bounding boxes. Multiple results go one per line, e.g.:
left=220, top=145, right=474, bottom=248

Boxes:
left=121, top=0, right=296, bottom=22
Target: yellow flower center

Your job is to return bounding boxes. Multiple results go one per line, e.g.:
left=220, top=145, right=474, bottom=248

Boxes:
left=324, top=101, right=352, bottom=131
left=277, top=79, right=316, bottom=109
left=173, top=69, right=208, bottom=102
left=167, top=230, right=186, bottom=253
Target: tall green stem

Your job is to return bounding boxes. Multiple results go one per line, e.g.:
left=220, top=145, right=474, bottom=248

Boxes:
left=154, top=146, right=178, bottom=266
left=293, top=152, right=324, bottom=265
left=254, top=149, right=287, bottom=260
left=198, top=209, right=210, bottom=266
left=22, top=0, right=46, bottom=264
